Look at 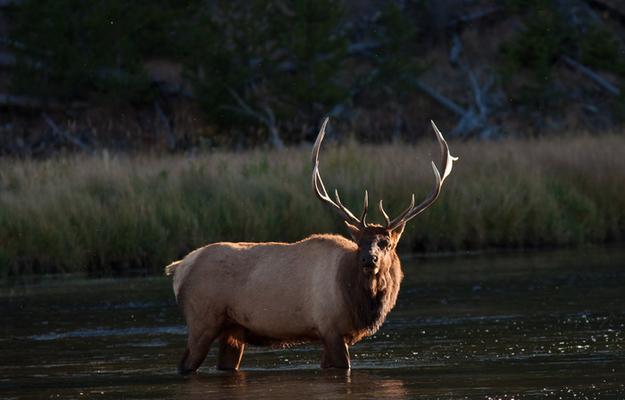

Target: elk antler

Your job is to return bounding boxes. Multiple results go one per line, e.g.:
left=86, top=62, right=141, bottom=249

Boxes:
left=312, top=117, right=369, bottom=229
left=380, top=121, right=458, bottom=231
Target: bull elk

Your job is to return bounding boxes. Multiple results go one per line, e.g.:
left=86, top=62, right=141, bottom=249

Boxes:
left=165, top=117, right=457, bottom=374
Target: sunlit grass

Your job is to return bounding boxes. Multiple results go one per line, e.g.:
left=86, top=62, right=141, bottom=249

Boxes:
left=1, top=133, right=624, bottom=277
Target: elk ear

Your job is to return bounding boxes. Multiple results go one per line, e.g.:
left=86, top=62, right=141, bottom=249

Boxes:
left=390, top=223, right=406, bottom=244
left=344, top=221, right=361, bottom=241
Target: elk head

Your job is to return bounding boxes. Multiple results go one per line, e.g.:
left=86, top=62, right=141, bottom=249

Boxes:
left=312, top=117, right=458, bottom=275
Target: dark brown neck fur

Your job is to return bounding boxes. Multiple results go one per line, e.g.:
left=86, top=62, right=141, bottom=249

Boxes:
left=338, top=251, right=403, bottom=345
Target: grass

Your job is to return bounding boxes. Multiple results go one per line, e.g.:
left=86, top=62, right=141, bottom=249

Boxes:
left=1, top=133, right=624, bottom=277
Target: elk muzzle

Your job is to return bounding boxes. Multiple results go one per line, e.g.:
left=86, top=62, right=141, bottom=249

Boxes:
left=359, top=252, right=380, bottom=275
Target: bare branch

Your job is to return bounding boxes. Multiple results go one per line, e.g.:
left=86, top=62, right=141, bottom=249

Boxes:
left=562, top=55, right=620, bottom=97
left=447, top=6, right=503, bottom=28
left=227, top=88, right=285, bottom=149
left=449, top=34, right=463, bottom=67
left=154, top=101, right=176, bottom=150
left=43, top=113, right=90, bottom=151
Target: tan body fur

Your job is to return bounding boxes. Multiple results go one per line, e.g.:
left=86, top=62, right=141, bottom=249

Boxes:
left=167, top=232, right=403, bottom=372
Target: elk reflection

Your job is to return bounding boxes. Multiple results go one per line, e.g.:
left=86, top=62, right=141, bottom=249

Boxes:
left=177, top=370, right=408, bottom=399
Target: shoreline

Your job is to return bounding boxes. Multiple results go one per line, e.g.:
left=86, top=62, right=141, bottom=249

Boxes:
left=2, top=243, right=623, bottom=290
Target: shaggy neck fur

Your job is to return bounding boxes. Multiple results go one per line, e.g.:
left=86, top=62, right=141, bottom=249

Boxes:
left=339, top=250, right=403, bottom=345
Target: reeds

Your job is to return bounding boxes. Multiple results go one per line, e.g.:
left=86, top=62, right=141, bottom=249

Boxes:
left=1, top=134, right=624, bottom=277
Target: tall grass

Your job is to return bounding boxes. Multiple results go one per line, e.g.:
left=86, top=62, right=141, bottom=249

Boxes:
left=1, top=134, right=624, bottom=277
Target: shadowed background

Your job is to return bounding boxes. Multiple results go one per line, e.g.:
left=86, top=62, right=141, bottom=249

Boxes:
left=0, top=1, right=624, bottom=275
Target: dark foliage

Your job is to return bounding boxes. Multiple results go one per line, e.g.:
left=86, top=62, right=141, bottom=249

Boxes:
left=3, top=0, right=625, bottom=151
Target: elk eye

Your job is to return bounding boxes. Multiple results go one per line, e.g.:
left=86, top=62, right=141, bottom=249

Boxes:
left=378, top=239, right=389, bottom=249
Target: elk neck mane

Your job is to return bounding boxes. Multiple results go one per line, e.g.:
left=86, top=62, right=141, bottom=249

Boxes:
left=337, top=245, right=403, bottom=345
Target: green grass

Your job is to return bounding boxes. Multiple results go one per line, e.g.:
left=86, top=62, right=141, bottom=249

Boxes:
left=1, top=134, right=624, bottom=277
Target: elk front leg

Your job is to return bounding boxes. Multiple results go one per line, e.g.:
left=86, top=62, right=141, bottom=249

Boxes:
left=217, top=336, right=245, bottom=370
left=321, top=335, right=350, bottom=369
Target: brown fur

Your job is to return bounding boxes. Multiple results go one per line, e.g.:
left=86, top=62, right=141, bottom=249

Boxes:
left=339, top=251, right=403, bottom=345
left=166, top=225, right=405, bottom=374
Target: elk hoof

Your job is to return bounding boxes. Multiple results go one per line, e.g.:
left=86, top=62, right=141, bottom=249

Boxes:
left=177, top=365, right=197, bottom=376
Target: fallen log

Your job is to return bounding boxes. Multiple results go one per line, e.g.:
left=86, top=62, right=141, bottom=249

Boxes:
left=0, top=94, right=49, bottom=108
left=0, top=0, right=22, bottom=7
left=562, top=55, right=621, bottom=96
left=585, top=0, right=625, bottom=25
left=410, top=79, right=466, bottom=117
left=0, top=93, right=87, bottom=109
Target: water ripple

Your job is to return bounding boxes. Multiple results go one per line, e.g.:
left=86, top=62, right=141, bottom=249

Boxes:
left=29, top=325, right=186, bottom=341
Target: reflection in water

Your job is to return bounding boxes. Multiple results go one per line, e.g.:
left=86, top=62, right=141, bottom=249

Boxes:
left=1, top=247, right=624, bottom=399
left=178, top=370, right=408, bottom=400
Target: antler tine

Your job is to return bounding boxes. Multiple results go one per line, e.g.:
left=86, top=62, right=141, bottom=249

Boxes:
left=386, top=121, right=458, bottom=230
left=361, top=190, right=369, bottom=227
left=378, top=200, right=391, bottom=226
left=387, top=164, right=441, bottom=229
left=311, top=117, right=329, bottom=168
left=333, top=189, right=362, bottom=223
left=431, top=120, right=458, bottom=184
left=312, top=163, right=361, bottom=226
left=384, top=194, right=416, bottom=229
left=311, top=117, right=364, bottom=227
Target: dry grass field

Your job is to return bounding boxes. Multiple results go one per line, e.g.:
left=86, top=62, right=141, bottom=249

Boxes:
left=1, top=133, right=624, bottom=276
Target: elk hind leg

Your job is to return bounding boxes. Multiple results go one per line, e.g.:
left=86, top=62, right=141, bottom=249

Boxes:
left=321, top=335, right=350, bottom=369
left=217, top=331, right=246, bottom=371
left=178, top=314, right=223, bottom=375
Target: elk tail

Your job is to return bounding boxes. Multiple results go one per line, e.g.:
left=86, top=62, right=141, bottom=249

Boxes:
left=165, top=260, right=182, bottom=276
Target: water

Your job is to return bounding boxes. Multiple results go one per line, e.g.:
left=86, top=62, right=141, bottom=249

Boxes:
left=1, top=248, right=624, bottom=399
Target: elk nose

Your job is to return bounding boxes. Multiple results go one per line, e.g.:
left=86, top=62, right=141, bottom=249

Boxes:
left=361, top=254, right=378, bottom=265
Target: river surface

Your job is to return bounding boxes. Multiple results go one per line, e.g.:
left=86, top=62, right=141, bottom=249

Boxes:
left=1, top=248, right=624, bottom=399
